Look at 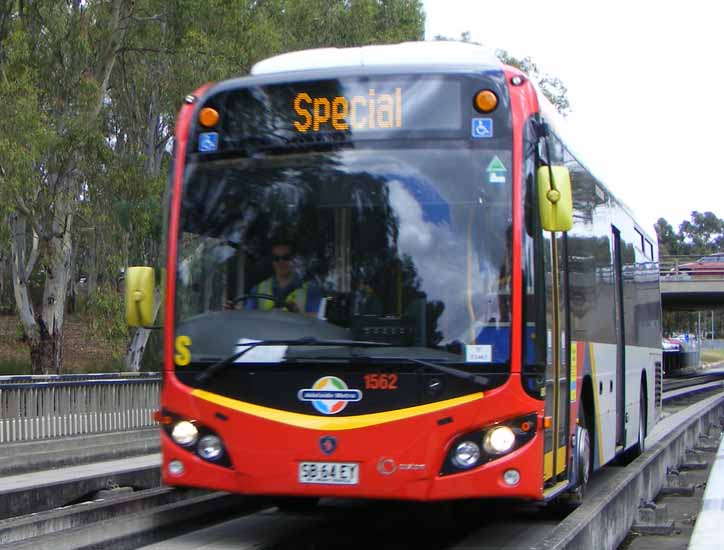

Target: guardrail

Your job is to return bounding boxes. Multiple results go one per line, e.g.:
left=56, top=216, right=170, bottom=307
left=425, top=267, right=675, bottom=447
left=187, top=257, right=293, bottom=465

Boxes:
left=0, top=373, right=161, bottom=443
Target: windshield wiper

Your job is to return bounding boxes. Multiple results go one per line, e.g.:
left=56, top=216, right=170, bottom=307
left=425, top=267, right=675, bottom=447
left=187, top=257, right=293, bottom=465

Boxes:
left=195, top=337, right=389, bottom=386
left=317, top=354, right=493, bottom=387
left=404, top=357, right=491, bottom=387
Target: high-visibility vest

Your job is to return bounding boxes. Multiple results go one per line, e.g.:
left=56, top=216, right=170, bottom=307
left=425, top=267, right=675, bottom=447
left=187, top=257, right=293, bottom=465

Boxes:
left=256, top=278, right=308, bottom=312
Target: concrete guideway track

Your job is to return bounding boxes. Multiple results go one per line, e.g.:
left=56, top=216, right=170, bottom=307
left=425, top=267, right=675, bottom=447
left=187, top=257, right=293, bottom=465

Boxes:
left=0, top=428, right=160, bottom=478
left=526, top=392, right=724, bottom=550
left=0, top=454, right=161, bottom=520
left=2, top=384, right=723, bottom=549
left=0, top=454, right=266, bottom=549
left=0, top=488, right=263, bottom=550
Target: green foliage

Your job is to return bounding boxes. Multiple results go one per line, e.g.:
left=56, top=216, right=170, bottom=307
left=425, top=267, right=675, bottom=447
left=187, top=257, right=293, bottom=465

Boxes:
left=1, top=0, right=425, bottom=371
left=658, top=211, right=724, bottom=339
left=80, top=284, right=127, bottom=356
left=656, top=211, right=724, bottom=256
left=678, top=211, right=724, bottom=253
left=0, top=29, right=50, bottom=202
left=94, top=0, right=425, bottom=279
left=654, top=218, right=680, bottom=255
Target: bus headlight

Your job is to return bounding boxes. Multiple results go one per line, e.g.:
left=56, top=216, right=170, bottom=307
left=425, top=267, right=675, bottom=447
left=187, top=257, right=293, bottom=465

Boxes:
left=441, top=414, right=537, bottom=476
left=171, top=420, right=199, bottom=446
left=484, top=426, right=516, bottom=454
left=451, top=440, right=481, bottom=469
left=197, top=434, right=224, bottom=461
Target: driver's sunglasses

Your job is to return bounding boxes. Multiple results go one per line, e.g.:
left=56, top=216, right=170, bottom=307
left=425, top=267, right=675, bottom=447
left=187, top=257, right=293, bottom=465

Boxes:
left=272, top=254, right=294, bottom=262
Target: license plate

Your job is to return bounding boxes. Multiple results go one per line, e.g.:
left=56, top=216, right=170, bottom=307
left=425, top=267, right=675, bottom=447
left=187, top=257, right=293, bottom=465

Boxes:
left=298, top=462, right=359, bottom=485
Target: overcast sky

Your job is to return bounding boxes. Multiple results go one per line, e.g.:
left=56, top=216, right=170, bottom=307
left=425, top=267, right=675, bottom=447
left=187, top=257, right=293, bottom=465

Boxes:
left=423, top=0, right=724, bottom=236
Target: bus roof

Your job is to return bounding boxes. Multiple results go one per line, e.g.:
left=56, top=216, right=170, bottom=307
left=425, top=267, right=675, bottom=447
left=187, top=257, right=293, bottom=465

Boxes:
left=249, top=41, right=654, bottom=242
left=251, top=41, right=503, bottom=75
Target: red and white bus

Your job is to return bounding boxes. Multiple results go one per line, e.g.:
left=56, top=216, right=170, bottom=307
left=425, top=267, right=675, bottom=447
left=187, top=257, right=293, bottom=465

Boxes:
left=127, top=41, right=662, bottom=503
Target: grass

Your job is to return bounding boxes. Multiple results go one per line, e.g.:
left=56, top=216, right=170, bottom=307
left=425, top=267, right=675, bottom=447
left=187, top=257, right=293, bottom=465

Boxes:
left=0, top=358, right=34, bottom=376
left=701, top=347, right=724, bottom=365
left=0, top=359, right=129, bottom=376
left=0, top=314, right=127, bottom=375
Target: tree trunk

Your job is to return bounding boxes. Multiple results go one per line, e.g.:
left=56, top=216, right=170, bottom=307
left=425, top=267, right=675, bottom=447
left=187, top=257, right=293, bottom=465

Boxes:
left=12, top=202, right=73, bottom=375
left=38, top=204, right=73, bottom=374
left=10, top=212, right=40, bottom=370
left=87, top=230, right=98, bottom=298
left=29, top=319, right=61, bottom=375
left=0, top=251, right=7, bottom=312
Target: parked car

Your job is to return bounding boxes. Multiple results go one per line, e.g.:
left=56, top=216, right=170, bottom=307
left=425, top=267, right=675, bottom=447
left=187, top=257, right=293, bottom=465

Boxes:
left=676, top=253, right=724, bottom=276
left=662, top=337, right=682, bottom=352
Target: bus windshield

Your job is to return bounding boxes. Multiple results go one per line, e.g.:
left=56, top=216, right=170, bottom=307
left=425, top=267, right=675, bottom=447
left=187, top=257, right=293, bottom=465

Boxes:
left=175, top=146, right=513, bottom=365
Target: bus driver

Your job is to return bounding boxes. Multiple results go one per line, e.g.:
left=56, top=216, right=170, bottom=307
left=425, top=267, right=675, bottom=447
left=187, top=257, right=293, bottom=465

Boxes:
left=245, top=241, right=322, bottom=316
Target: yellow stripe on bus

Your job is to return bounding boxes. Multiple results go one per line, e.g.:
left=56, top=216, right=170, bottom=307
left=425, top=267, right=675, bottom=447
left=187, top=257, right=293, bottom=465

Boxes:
left=190, top=389, right=484, bottom=430
left=543, top=446, right=567, bottom=479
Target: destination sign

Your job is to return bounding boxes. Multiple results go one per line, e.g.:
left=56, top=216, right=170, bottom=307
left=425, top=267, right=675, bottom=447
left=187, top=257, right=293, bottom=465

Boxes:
left=293, top=88, right=403, bottom=132
left=285, top=77, right=462, bottom=135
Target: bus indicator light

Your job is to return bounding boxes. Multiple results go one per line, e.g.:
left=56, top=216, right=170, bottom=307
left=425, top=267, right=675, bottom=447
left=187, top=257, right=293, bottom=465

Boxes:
left=153, top=410, right=173, bottom=425
left=473, top=90, right=498, bottom=113
left=199, top=107, right=220, bottom=127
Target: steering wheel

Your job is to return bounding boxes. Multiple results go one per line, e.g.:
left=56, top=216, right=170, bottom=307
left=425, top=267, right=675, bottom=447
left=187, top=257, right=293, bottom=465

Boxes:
left=227, top=293, right=283, bottom=308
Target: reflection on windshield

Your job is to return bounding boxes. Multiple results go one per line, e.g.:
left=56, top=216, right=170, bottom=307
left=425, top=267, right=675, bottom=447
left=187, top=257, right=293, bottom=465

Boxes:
left=176, top=148, right=512, bottom=362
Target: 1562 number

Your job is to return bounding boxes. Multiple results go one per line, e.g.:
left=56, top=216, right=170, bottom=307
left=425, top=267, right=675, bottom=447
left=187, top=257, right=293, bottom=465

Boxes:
left=364, top=373, right=398, bottom=390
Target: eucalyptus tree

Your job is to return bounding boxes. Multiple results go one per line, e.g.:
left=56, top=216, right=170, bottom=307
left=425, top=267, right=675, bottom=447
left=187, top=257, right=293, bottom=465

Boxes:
left=2, top=0, right=425, bottom=373
left=105, top=0, right=425, bottom=369
left=0, top=0, right=135, bottom=373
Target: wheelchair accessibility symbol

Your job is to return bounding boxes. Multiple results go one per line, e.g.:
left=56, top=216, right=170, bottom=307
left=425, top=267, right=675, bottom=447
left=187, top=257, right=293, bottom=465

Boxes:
left=471, top=118, right=493, bottom=139
left=198, top=132, right=219, bottom=152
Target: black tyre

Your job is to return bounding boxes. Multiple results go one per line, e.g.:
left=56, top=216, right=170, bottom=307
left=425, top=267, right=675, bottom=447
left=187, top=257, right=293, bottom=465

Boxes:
left=575, top=404, right=592, bottom=496
left=620, top=385, right=647, bottom=463
left=632, top=387, right=647, bottom=457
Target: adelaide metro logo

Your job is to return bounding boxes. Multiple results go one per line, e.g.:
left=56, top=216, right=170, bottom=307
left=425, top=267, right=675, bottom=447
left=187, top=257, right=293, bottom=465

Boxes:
left=298, top=376, right=362, bottom=415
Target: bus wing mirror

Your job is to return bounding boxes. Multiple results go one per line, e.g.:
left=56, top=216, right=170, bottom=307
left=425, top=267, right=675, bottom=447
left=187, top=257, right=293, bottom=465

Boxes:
left=536, top=165, right=573, bottom=232
left=126, top=266, right=155, bottom=327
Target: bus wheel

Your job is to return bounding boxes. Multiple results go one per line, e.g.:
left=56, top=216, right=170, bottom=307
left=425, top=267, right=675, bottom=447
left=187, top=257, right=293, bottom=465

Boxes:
left=621, top=386, right=647, bottom=463
left=567, top=404, right=592, bottom=505
left=632, top=387, right=647, bottom=457
left=576, top=406, right=592, bottom=494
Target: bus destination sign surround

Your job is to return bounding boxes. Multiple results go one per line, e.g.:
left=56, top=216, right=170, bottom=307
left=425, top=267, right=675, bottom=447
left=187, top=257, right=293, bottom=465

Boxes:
left=293, top=88, right=403, bottom=133
left=197, top=76, right=513, bottom=154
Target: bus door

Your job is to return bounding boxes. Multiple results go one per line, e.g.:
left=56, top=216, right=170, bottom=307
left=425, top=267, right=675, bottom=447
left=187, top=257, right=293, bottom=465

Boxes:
left=612, top=227, right=626, bottom=449
left=543, top=230, right=571, bottom=491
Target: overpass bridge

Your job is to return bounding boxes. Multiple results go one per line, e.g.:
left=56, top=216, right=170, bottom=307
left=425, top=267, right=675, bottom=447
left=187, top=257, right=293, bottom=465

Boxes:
left=659, top=255, right=724, bottom=310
